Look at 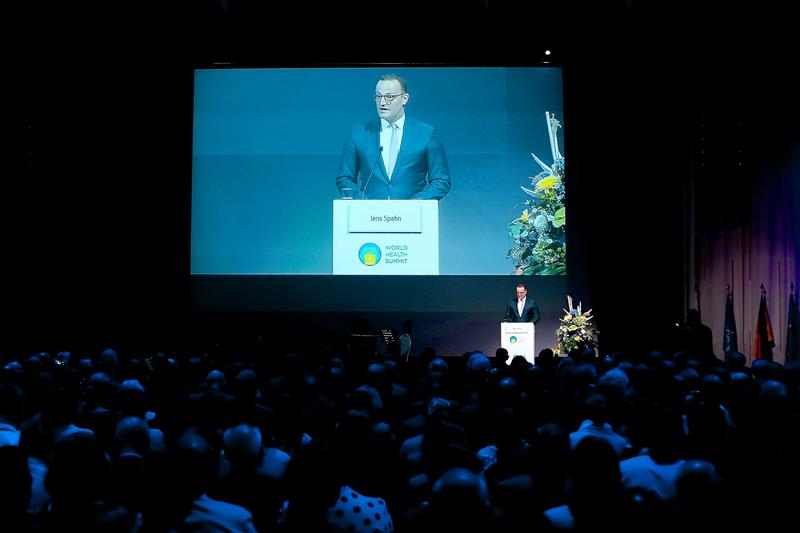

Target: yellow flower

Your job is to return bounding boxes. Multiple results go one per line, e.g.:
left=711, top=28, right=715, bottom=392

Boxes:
left=534, top=175, right=559, bottom=192
left=519, top=209, right=530, bottom=223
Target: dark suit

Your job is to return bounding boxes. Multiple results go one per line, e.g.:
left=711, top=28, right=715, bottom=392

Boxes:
left=504, top=298, right=540, bottom=324
left=336, top=117, right=451, bottom=200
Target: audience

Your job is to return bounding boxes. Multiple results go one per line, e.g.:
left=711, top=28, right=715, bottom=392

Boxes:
left=0, top=336, right=795, bottom=531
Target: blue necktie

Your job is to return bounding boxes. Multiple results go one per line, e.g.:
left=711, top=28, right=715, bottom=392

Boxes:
left=386, top=122, right=399, bottom=179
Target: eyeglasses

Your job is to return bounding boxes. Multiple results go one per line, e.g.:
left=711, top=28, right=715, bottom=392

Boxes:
left=374, top=93, right=405, bottom=103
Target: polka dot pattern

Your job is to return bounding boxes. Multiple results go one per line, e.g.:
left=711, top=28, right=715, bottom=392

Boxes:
left=327, top=485, right=394, bottom=533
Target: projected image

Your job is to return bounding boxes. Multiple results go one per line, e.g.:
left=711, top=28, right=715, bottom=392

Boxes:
left=505, top=112, right=566, bottom=275
left=191, top=67, right=565, bottom=275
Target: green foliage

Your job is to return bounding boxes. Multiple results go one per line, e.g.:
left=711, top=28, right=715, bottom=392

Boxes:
left=555, top=308, right=597, bottom=355
left=507, top=132, right=567, bottom=276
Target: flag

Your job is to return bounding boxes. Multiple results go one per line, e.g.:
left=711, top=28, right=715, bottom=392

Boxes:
left=753, top=291, right=775, bottom=361
left=787, top=288, right=799, bottom=361
left=723, top=292, right=738, bottom=355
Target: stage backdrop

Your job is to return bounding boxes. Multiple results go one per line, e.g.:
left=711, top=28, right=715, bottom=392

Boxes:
left=189, top=66, right=569, bottom=355
left=191, top=67, right=564, bottom=275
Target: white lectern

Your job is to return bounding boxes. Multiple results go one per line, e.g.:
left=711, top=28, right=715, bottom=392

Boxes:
left=333, top=199, right=439, bottom=275
left=500, top=322, right=536, bottom=364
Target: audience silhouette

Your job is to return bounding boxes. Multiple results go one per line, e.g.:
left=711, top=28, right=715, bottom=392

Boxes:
left=0, top=338, right=795, bottom=531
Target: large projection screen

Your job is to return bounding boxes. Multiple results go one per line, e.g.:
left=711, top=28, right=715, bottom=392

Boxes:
left=190, top=66, right=568, bottom=355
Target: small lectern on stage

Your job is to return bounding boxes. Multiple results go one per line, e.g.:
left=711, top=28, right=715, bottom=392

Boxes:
left=500, top=322, right=536, bottom=364
left=332, top=199, right=439, bottom=275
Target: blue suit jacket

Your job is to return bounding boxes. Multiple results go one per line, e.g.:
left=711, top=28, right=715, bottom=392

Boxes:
left=336, top=117, right=452, bottom=200
left=504, top=298, right=541, bottom=324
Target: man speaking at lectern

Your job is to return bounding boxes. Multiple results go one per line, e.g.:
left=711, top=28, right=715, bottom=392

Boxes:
left=336, top=74, right=452, bottom=200
left=504, top=284, right=541, bottom=324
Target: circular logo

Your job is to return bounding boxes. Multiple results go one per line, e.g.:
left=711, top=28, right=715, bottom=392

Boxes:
left=509, top=336, right=518, bottom=343
left=358, top=243, right=382, bottom=266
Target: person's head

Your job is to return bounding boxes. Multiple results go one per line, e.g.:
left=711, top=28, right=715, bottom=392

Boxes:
left=687, top=308, right=701, bottom=325
left=495, top=347, right=509, bottom=363
left=375, top=74, right=408, bottom=123
left=118, top=379, right=147, bottom=418
left=598, top=368, right=630, bottom=401
left=725, top=350, right=747, bottom=371
left=431, top=467, right=491, bottom=509
left=115, top=416, right=150, bottom=457
left=97, top=348, right=119, bottom=372
left=205, top=369, right=226, bottom=391
left=466, top=352, right=491, bottom=374
left=173, top=428, right=216, bottom=499
left=537, top=348, right=555, bottom=366
left=223, top=424, right=263, bottom=469
left=428, top=357, right=449, bottom=378
left=515, top=284, right=527, bottom=300
left=583, top=391, right=610, bottom=425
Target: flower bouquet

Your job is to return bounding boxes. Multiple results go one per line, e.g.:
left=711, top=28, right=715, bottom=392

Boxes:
left=507, top=112, right=566, bottom=275
left=555, top=297, right=597, bottom=355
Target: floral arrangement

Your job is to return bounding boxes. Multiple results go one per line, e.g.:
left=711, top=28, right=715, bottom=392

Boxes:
left=507, top=112, right=566, bottom=275
left=555, top=296, right=596, bottom=355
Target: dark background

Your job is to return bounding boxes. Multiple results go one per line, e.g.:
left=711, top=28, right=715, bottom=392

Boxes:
left=5, top=1, right=797, bottom=355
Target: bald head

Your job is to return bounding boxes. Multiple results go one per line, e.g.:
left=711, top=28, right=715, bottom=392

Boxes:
left=432, top=467, right=490, bottom=507
left=115, top=416, right=150, bottom=456
left=206, top=369, right=226, bottom=390
left=223, top=424, right=262, bottom=462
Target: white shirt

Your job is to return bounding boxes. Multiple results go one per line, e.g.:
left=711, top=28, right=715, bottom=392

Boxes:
left=518, top=298, right=525, bottom=317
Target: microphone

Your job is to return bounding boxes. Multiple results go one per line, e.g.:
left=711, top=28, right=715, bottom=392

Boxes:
left=361, top=146, right=383, bottom=199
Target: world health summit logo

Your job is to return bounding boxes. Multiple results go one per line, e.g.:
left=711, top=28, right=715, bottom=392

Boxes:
left=509, top=336, right=518, bottom=343
left=358, top=243, right=382, bottom=266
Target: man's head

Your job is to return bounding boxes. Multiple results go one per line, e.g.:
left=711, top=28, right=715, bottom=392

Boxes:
left=115, top=416, right=150, bottom=457
left=431, top=467, right=491, bottom=508
left=516, top=284, right=527, bottom=300
left=375, top=74, right=408, bottom=123
left=223, top=424, right=263, bottom=468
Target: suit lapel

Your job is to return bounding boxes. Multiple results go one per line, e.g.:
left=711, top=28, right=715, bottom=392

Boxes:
left=369, top=120, right=388, bottom=180
left=394, top=117, right=413, bottom=171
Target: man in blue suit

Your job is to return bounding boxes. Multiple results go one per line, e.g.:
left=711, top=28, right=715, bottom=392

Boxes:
left=504, top=283, right=541, bottom=324
left=336, top=74, right=452, bottom=200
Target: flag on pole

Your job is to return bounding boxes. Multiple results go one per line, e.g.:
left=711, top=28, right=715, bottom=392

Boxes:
left=753, top=286, right=775, bottom=361
left=723, top=290, right=738, bottom=355
left=787, top=284, right=799, bottom=361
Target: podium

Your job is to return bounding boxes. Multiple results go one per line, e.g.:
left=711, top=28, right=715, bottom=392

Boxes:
left=333, top=199, right=439, bottom=275
left=500, top=322, right=536, bottom=364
